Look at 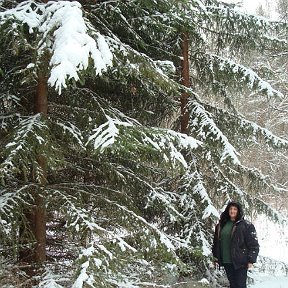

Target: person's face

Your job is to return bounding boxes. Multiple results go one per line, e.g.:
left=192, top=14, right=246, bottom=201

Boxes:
left=229, top=205, right=238, bottom=221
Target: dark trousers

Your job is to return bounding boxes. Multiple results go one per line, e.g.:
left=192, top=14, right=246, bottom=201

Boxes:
left=223, top=264, right=247, bottom=288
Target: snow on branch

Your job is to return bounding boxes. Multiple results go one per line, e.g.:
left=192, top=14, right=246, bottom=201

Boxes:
left=0, top=114, right=52, bottom=182
left=0, top=94, right=21, bottom=108
left=235, top=164, right=288, bottom=201
left=114, top=164, right=185, bottom=223
left=49, top=187, right=180, bottom=288
left=108, top=36, right=181, bottom=95
left=219, top=173, right=287, bottom=223
left=56, top=121, right=85, bottom=149
left=0, top=186, right=34, bottom=235
left=178, top=195, right=213, bottom=256
left=212, top=162, right=245, bottom=198
left=207, top=1, right=288, bottom=41
left=262, top=35, right=288, bottom=50
left=180, top=167, right=219, bottom=220
left=86, top=116, right=132, bottom=152
left=38, top=268, right=67, bottom=288
left=0, top=95, right=21, bottom=129
left=210, top=162, right=285, bottom=222
left=104, top=198, right=176, bottom=252
left=0, top=114, right=20, bottom=130
left=51, top=89, right=199, bottom=167
left=206, top=3, right=270, bottom=30
left=178, top=165, right=220, bottom=255
left=209, top=54, right=283, bottom=98
left=42, top=1, right=113, bottom=93
left=72, top=244, right=96, bottom=288
left=240, top=118, right=288, bottom=148
left=72, top=241, right=167, bottom=288
left=249, top=197, right=287, bottom=223
left=0, top=1, right=113, bottom=94
left=189, top=101, right=240, bottom=164
left=147, top=188, right=185, bottom=222
left=86, top=110, right=200, bottom=167
left=50, top=189, right=137, bottom=254
left=0, top=0, right=41, bottom=31
left=212, top=161, right=285, bottom=220
left=203, top=103, right=288, bottom=149
left=51, top=183, right=183, bottom=253
left=143, top=128, right=201, bottom=168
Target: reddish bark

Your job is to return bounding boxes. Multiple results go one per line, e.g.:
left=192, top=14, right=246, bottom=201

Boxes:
left=33, top=75, right=47, bottom=264
left=35, top=76, right=48, bottom=116
left=19, top=74, right=47, bottom=270
left=181, top=32, right=190, bottom=135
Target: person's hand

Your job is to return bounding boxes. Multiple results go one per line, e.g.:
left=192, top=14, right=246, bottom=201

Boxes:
left=248, top=263, right=253, bottom=269
left=213, top=260, right=219, bottom=269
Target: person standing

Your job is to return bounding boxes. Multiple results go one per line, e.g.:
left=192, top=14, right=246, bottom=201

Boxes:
left=212, top=201, right=259, bottom=288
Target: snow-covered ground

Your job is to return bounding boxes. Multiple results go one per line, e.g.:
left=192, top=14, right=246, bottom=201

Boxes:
left=255, top=215, right=288, bottom=263
left=248, top=215, right=288, bottom=288
left=250, top=275, right=288, bottom=288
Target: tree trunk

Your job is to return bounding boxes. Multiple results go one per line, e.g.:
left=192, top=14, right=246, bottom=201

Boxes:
left=180, top=32, right=190, bottom=134
left=33, top=74, right=48, bottom=263
left=19, top=74, right=47, bottom=270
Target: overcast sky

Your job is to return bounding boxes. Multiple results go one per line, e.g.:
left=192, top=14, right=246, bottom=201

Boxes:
left=224, top=0, right=263, bottom=12
left=224, top=0, right=278, bottom=19
left=242, top=0, right=262, bottom=12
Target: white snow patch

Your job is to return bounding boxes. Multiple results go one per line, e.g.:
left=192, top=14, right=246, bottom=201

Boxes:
left=255, top=215, right=288, bottom=264
left=87, top=117, right=132, bottom=152
left=199, top=278, right=210, bottom=284
left=190, top=101, right=240, bottom=165
left=43, top=2, right=113, bottom=93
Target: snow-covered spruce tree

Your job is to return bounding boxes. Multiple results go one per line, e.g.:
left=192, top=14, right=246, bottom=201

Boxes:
left=190, top=0, right=288, bottom=214
left=119, top=0, right=288, bottom=278
left=0, top=0, right=201, bottom=286
left=0, top=0, right=288, bottom=287
left=162, top=0, right=288, bottom=278
left=156, top=0, right=288, bottom=261
left=230, top=0, right=288, bottom=214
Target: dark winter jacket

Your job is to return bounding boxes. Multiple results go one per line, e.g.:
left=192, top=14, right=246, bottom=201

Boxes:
left=212, top=202, right=260, bottom=270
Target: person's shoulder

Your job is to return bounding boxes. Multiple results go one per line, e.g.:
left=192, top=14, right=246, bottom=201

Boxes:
left=237, top=219, right=253, bottom=227
left=236, top=217, right=251, bottom=224
left=242, top=219, right=256, bottom=229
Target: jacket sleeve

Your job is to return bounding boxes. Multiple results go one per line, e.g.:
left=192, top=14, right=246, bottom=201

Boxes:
left=245, top=222, right=260, bottom=263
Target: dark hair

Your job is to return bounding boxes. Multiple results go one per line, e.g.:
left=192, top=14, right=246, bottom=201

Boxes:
left=219, top=201, right=244, bottom=228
